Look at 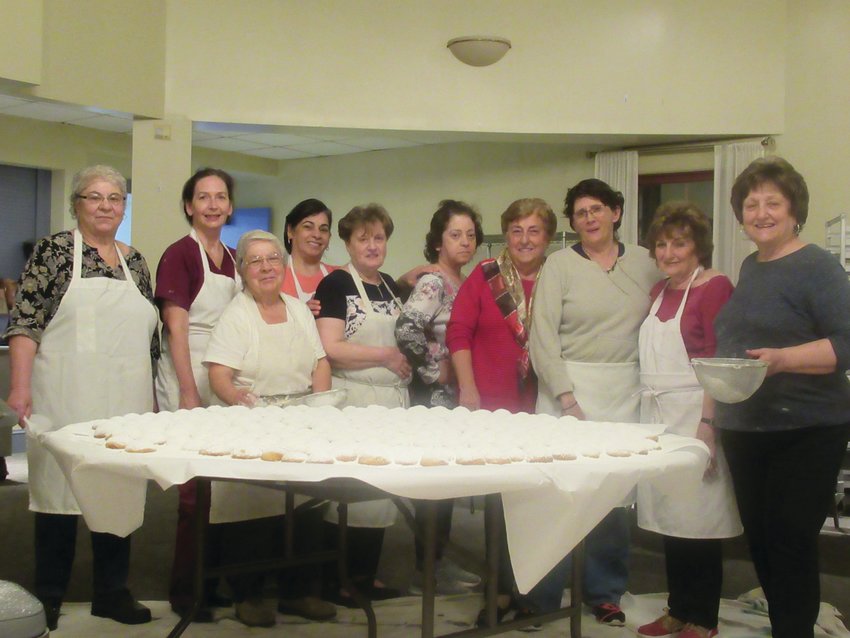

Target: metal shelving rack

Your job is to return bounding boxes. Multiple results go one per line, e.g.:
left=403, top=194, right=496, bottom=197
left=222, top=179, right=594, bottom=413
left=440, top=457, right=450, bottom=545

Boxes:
left=825, top=215, right=850, bottom=273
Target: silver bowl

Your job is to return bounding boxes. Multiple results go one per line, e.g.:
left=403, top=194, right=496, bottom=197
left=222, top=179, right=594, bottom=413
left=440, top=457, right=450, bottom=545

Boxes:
left=294, top=389, right=348, bottom=408
left=691, top=357, right=768, bottom=404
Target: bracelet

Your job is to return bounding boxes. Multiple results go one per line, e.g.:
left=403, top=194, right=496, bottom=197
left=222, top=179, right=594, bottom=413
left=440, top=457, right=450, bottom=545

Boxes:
left=700, top=417, right=714, bottom=425
left=561, top=401, right=578, bottom=412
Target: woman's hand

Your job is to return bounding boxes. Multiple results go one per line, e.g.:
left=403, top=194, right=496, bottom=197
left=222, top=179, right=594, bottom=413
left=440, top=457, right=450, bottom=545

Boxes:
left=696, top=420, right=717, bottom=478
left=384, top=347, right=412, bottom=379
left=436, top=359, right=453, bottom=385
left=178, top=388, right=202, bottom=410
left=458, top=384, right=481, bottom=410
left=558, top=392, right=586, bottom=420
left=746, top=348, right=786, bottom=376
left=306, top=297, right=321, bottom=317
left=6, top=387, right=32, bottom=426
left=233, top=389, right=257, bottom=407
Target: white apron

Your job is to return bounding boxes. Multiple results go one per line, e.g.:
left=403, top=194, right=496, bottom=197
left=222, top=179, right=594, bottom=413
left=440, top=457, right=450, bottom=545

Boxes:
left=289, top=259, right=329, bottom=303
left=28, top=229, right=157, bottom=514
left=536, top=360, right=641, bottom=423
left=211, top=295, right=319, bottom=523
left=325, top=264, right=410, bottom=528
left=155, top=229, right=240, bottom=411
left=636, top=271, right=741, bottom=538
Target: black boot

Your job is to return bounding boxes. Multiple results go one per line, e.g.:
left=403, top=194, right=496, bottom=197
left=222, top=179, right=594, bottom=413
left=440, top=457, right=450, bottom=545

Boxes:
left=91, top=588, right=152, bottom=624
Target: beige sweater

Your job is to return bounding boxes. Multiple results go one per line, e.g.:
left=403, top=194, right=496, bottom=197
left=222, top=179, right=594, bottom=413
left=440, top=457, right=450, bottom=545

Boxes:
left=529, top=244, right=660, bottom=399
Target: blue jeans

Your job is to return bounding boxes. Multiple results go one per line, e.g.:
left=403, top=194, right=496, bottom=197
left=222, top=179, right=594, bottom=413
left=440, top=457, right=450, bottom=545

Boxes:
left=524, top=508, right=630, bottom=612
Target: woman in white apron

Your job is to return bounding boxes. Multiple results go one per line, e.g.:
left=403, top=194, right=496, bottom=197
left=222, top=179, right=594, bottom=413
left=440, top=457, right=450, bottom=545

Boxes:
left=204, top=230, right=333, bottom=626
left=153, top=169, right=241, bottom=618
left=636, top=205, right=741, bottom=638
left=3, top=166, right=158, bottom=630
left=530, top=179, right=660, bottom=624
left=314, top=204, right=411, bottom=603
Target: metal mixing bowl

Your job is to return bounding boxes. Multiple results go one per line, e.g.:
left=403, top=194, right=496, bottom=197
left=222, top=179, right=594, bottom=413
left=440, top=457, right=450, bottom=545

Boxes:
left=691, top=357, right=768, bottom=403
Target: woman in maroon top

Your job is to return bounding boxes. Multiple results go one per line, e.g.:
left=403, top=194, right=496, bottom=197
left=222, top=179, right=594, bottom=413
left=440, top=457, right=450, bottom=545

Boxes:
left=636, top=202, right=741, bottom=638
left=154, top=168, right=240, bottom=620
left=446, top=198, right=557, bottom=626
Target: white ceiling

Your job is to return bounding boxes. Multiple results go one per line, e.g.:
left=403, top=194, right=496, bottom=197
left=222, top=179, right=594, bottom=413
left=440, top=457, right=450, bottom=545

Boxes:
left=0, top=92, right=715, bottom=159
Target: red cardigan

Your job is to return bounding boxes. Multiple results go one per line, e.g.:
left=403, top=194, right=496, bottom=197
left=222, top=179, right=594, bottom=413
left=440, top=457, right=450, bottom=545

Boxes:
left=446, top=263, right=537, bottom=414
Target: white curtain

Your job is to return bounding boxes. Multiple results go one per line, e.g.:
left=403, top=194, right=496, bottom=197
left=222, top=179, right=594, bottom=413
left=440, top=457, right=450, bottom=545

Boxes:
left=713, top=142, right=764, bottom=283
left=595, top=151, right=639, bottom=245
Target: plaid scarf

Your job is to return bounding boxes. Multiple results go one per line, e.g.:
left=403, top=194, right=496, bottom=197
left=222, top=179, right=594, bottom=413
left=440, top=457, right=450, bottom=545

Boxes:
left=480, top=249, right=541, bottom=381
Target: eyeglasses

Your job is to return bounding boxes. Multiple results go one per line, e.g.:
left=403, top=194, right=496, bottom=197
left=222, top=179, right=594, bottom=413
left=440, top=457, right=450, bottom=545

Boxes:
left=245, top=254, right=284, bottom=270
left=76, top=192, right=126, bottom=206
left=574, top=204, right=607, bottom=221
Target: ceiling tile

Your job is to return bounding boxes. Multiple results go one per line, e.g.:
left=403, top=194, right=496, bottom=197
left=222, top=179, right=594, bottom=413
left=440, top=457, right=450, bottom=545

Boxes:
left=0, top=101, right=94, bottom=122
left=287, top=141, right=365, bottom=156
left=0, top=94, right=32, bottom=109
left=337, top=135, right=421, bottom=150
left=234, top=132, right=319, bottom=146
left=194, top=137, right=272, bottom=152
left=73, top=115, right=133, bottom=133
left=243, top=147, right=314, bottom=160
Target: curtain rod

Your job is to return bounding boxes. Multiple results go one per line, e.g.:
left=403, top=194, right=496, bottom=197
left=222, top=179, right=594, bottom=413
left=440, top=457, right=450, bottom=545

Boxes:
left=588, top=136, right=775, bottom=158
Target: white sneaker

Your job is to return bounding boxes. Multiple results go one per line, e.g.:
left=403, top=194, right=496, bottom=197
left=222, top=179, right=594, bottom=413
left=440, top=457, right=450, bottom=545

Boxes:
left=409, top=560, right=477, bottom=596
left=437, top=558, right=481, bottom=587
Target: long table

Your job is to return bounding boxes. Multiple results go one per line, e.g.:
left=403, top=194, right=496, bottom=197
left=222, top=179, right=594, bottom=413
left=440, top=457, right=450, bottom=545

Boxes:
left=40, top=417, right=707, bottom=637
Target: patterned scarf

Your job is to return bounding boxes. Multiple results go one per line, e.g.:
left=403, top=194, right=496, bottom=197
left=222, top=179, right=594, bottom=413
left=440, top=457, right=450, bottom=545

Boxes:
left=480, top=248, right=542, bottom=381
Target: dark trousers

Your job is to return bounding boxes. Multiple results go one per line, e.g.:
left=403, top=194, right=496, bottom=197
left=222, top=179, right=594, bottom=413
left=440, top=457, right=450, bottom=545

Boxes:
left=219, top=515, right=284, bottom=602
left=413, top=498, right=454, bottom=570
left=218, top=506, right=328, bottom=603
left=169, top=480, right=223, bottom=607
left=721, top=423, right=850, bottom=638
left=322, top=522, right=385, bottom=594
left=664, top=536, right=722, bottom=628
left=34, top=512, right=130, bottom=602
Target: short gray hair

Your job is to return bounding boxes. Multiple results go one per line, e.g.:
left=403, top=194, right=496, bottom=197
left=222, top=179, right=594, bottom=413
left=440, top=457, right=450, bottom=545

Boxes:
left=235, top=230, right=286, bottom=273
left=70, top=165, right=127, bottom=217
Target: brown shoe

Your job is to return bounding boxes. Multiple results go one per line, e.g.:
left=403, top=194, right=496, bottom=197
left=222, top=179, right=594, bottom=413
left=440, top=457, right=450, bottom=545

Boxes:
left=235, top=598, right=276, bottom=627
left=278, top=596, right=337, bottom=621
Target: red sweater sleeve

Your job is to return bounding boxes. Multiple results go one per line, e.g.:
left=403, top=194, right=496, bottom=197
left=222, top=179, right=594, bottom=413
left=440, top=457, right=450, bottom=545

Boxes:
left=446, top=264, right=484, bottom=353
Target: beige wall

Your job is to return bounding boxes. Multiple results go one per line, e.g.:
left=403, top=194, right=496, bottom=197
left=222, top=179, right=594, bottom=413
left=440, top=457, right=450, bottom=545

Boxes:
left=776, top=0, right=850, bottom=245
left=165, top=0, right=785, bottom=136
left=0, top=0, right=43, bottom=86
left=262, top=142, right=593, bottom=274
left=25, top=0, right=166, bottom=117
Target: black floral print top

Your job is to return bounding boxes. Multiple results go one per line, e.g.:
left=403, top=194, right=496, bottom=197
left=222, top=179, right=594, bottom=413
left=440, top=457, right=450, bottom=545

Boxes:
left=3, top=230, right=160, bottom=361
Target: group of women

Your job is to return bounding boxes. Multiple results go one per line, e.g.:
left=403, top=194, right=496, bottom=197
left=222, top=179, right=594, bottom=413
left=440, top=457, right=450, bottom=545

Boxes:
left=3, top=156, right=849, bottom=638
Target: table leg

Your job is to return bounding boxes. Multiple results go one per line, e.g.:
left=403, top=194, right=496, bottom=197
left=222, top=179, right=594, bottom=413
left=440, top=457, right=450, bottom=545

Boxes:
left=571, top=539, right=584, bottom=638
left=483, top=494, right=501, bottom=629
left=166, top=478, right=210, bottom=638
left=337, top=502, right=377, bottom=638
left=420, top=499, right=438, bottom=638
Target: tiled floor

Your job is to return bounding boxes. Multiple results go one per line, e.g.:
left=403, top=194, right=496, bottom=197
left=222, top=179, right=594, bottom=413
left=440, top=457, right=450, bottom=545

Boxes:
left=39, top=591, right=850, bottom=637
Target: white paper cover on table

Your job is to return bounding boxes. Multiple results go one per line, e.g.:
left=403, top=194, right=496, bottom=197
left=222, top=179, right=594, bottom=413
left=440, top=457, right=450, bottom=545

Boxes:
left=41, top=405, right=707, bottom=592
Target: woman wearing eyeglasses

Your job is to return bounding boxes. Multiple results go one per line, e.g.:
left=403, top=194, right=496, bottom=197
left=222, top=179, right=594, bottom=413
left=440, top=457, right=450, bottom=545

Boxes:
left=203, top=229, right=332, bottom=627
left=529, top=178, right=659, bottom=626
left=154, top=168, right=240, bottom=620
left=3, top=165, right=158, bottom=631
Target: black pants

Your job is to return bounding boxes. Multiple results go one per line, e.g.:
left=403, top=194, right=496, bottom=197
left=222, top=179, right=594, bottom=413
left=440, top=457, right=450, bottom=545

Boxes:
left=322, top=522, right=385, bottom=594
left=413, top=498, right=454, bottom=570
left=664, top=536, right=722, bottom=628
left=34, top=512, right=131, bottom=602
left=721, top=423, right=850, bottom=638
left=218, top=506, right=328, bottom=603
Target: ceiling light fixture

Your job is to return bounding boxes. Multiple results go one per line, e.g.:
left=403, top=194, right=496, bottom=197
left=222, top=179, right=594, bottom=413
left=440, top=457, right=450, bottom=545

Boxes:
left=447, top=36, right=511, bottom=67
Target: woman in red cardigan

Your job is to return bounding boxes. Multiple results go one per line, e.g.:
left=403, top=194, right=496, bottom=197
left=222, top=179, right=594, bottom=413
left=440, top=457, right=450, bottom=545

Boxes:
left=446, top=197, right=557, bottom=626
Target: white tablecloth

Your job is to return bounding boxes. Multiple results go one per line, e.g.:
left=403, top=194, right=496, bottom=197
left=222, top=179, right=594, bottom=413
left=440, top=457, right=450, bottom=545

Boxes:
left=40, top=419, right=706, bottom=592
